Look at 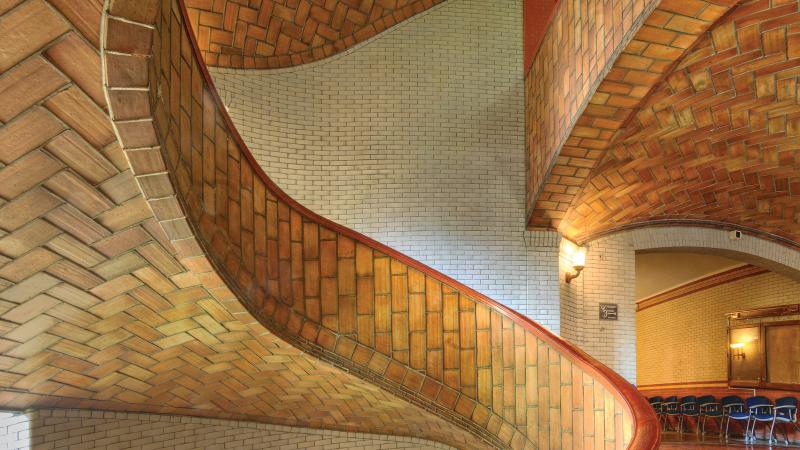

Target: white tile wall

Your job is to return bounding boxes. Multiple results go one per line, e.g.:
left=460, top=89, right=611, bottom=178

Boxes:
left=525, top=230, right=561, bottom=333
left=559, top=239, right=582, bottom=345
left=0, top=409, right=451, bottom=450
left=208, top=0, right=563, bottom=330
left=560, top=235, right=637, bottom=383
left=581, top=235, right=637, bottom=383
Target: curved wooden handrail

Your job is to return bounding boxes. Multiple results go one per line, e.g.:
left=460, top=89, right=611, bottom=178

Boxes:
left=102, top=0, right=660, bottom=447
left=188, top=18, right=662, bottom=445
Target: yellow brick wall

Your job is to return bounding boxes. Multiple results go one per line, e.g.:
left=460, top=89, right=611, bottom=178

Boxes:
left=637, top=272, right=800, bottom=386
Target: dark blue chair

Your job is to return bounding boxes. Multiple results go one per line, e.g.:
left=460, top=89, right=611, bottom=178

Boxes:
left=768, top=397, right=799, bottom=444
left=678, top=395, right=700, bottom=433
left=649, top=396, right=663, bottom=419
left=721, top=395, right=745, bottom=439
left=661, top=395, right=680, bottom=431
left=697, top=395, right=721, bottom=434
left=737, top=396, right=772, bottom=442
left=649, top=396, right=665, bottom=433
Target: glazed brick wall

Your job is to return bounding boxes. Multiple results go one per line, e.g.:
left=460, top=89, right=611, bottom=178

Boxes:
left=0, top=409, right=450, bottom=450
left=563, top=235, right=637, bottom=383
left=558, top=239, right=582, bottom=345
left=209, top=0, right=564, bottom=328
left=524, top=230, right=561, bottom=332
left=637, top=272, right=800, bottom=386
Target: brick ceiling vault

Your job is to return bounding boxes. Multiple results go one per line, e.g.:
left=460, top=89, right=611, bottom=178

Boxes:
left=527, top=0, right=800, bottom=247
left=184, top=0, right=445, bottom=69
left=0, top=1, right=665, bottom=449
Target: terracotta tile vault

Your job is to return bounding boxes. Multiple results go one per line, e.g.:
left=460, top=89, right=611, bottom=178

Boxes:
left=184, top=0, right=445, bottom=69
left=0, top=0, right=661, bottom=449
left=527, top=0, right=800, bottom=247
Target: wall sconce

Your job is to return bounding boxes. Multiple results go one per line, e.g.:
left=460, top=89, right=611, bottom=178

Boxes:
left=730, top=331, right=758, bottom=359
left=565, top=246, right=587, bottom=284
left=730, top=342, right=746, bottom=359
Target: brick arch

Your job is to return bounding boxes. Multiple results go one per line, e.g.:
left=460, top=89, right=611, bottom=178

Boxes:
left=589, top=225, right=800, bottom=280
left=184, top=0, right=445, bottom=69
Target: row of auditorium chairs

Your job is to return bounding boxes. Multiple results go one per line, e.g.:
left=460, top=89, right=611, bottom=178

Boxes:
left=648, top=395, right=799, bottom=444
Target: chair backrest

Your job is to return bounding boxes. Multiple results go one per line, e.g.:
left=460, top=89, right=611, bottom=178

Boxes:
left=680, top=395, right=698, bottom=413
left=721, top=395, right=744, bottom=413
left=648, top=396, right=663, bottom=413
left=697, top=395, right=715, bottom=405
left=662, top=395, right=679, bottom=412
left=721, top=395, right=744, bottom=407
left=746, top=396, right=772, bottom=414
left=775, top=396, right=798, bottom=421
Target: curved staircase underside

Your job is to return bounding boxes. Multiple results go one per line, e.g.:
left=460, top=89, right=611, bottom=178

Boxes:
left=184, top=0, right=445, bottom=69
left=0, top=0, right=660, bottom=448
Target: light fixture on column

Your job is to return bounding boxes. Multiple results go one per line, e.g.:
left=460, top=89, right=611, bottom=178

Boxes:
left=565, top=246, right=586, bottom=284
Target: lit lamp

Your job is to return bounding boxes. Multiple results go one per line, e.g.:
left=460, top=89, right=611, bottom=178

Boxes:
left=565, top=246, right=586, bottom=284
left=730, top=342, right=746, bottom=359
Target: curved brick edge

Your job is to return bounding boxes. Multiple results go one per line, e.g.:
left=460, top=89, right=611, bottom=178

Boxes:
left=100, top=0, right=660, bottom=449
left=578, top=220, right=800, bottom=251
left=186, top=0, right=445, bottom=70
left=614, top=225, right=800, bottom=280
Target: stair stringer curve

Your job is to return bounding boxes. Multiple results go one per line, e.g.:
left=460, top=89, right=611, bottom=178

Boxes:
left=101, top=1, right=661, bottom=449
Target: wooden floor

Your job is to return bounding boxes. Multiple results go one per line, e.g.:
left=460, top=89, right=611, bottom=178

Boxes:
left=660, top=432, right=800, bottom=449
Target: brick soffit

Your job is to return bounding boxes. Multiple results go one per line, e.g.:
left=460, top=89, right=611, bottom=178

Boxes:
left=527, top=0, right=800, bottom=248
left=184, top=0, right=445, bottom=69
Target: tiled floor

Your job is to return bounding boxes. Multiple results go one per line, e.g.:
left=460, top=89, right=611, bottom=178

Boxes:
left=660, top=432, right=800, bottom=449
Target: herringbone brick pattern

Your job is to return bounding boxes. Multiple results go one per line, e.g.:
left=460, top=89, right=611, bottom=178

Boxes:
left=0, top=1, right=487, bottom=447
left=184, top=0, right=443, bottom=69
left=558, top=0, right=800, bottom=244
left=527, top=0, right=740, bottom=231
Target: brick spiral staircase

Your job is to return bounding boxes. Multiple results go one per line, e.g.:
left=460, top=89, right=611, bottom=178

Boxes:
left=0, top=0, right=658, bottom=448
left=101, top=0, right=659, bottom=448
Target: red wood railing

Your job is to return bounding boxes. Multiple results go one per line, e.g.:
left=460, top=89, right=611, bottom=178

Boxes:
left=102, top=0, right=660, bottom=447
